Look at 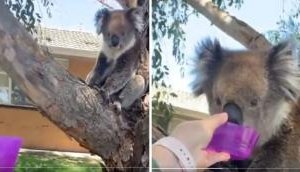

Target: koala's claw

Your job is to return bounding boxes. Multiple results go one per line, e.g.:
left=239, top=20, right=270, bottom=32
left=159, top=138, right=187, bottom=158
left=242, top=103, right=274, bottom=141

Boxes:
left=88, top=85, right=108, bottom=102
left=97, top=88, right=111, bottom=104
left=112, top=101, right=122, bottom=112
left=117, top=115, right=131, bottom=130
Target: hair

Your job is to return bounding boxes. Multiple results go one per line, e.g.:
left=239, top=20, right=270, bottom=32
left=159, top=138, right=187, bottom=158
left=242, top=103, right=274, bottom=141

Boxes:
left=191, top=38, right=300, bottom=102
left=94, top=8, right=144, bottom=35
left=95, top=8, right=110, bottom=34
left=267, top=40, right=300, bottom=102
left=191, top=38, right=224, bottom=96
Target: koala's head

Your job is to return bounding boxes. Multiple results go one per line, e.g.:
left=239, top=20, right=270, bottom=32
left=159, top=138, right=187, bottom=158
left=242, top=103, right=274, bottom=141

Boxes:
left=191, top=39, right=300, bottom=145
left=94, top=8, right=143, bottom=50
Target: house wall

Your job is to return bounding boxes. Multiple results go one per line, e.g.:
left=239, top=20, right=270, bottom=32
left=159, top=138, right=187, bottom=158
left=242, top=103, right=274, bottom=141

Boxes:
left=153, top=106, right=208, bottom=133
left=0, top=56, right=96, bottom=152
left=168, top=107, right=208, bottom=132
left=68, top=56, right=95, bottom=79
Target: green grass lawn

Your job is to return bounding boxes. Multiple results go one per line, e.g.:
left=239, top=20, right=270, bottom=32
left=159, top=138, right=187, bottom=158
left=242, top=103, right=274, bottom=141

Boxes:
left=15, top=152, right=103, bottom=172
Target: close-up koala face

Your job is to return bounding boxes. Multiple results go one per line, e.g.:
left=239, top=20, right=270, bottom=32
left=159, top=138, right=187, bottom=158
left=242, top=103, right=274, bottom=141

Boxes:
left=95, top=8, right=143, bottom=50
left=192, top=39, right=300, bottom=145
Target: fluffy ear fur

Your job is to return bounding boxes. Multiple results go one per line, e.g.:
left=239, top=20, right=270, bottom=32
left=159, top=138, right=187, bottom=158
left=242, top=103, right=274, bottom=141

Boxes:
left=191, top=38, right=223, bottom=96
left=95, top=8, right=109, bottom=35
left=268, top=40, right=300, bottom=102
left=127, top=7, right=144, bottom=33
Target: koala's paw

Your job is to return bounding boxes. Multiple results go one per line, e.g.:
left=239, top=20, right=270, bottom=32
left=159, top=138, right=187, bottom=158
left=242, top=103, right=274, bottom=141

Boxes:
left=88, top=84, right=100, bottom=90
left=112, top=101, right=122, bottom=112
left=117, top=115, right=131, bottom=130
left=97, top=88, right=111, bottom=104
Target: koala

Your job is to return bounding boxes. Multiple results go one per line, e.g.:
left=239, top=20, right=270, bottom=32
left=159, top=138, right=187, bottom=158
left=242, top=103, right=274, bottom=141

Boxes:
left=86, top=8, right=146, bottom=109
left=191, top=38, right=300, bottom=171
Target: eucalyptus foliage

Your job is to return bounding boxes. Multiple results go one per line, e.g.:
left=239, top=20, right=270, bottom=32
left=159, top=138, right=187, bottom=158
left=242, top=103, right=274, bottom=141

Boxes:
left=265, top=0, right=300, bottom=67
left=212, top=0, right=243, bottom=9
left=266, top=0, right=300, bottom=44
left=4, top=0, right=53, bottom=34
left=152, top=0, right=194, bottom=133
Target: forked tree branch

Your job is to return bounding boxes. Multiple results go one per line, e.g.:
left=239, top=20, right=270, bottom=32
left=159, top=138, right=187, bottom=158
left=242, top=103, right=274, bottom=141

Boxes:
left=185, top=0, right=272, bottom=50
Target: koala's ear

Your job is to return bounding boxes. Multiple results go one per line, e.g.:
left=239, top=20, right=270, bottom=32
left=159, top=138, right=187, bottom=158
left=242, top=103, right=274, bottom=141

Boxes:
left=95, top=8, right=109, bottom=35
left=191, top=39, right=223, bottom=96
left=127, top=7, right=144, bottom=33
left=268, top=40, right=300, bottom=101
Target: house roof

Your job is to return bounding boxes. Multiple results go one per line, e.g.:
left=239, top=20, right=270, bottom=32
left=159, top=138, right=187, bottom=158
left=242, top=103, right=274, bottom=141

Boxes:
left=37, top=27, right=101, bottom=58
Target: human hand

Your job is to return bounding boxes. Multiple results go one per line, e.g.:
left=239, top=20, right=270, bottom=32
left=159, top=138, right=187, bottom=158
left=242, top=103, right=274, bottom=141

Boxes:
left=170, top=112, right=230, bottom=168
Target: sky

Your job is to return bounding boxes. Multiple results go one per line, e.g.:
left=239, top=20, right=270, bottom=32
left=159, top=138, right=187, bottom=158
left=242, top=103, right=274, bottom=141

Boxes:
left=35, top=0, right=121, bottom=33
left=35, top=0, right=293, bottom=92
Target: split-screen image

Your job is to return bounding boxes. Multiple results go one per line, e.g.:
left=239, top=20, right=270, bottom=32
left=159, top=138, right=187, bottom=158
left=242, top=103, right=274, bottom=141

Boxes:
left=0, top=0, right=300, bottom=171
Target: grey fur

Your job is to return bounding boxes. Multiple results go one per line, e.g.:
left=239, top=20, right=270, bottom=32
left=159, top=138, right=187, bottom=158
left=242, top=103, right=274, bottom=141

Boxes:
left=191, top=38, right=300, bottom=170
left=129, top=7, right=144, bottom=33
left=87, top=8, right=145, bottom=109
left=95, top=8, right=109, bottom=35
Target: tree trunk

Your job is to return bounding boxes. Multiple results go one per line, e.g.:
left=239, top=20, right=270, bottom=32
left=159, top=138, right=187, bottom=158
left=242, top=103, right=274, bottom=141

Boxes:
left=185, top=0, right=272, bottom=50
left=0, top=1, right=148, bottom=171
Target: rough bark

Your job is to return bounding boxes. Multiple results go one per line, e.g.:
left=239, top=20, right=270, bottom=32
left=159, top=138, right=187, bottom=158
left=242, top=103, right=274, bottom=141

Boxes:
left=0, top=1, right=148, bottom=171
left=185, top=0, right=272, bottom=50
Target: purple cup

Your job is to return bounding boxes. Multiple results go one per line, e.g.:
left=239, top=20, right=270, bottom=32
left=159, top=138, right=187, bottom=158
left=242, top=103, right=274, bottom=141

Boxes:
left=0, top=136, right=22, bottom=172
left=206, top=122, right=259, bottom=160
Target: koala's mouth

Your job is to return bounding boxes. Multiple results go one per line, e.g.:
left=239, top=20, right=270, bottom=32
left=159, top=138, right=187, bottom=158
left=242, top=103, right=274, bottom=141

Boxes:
left=110, top=44, right=122, bottom=49
left=223, top=103, right=243, bottom=125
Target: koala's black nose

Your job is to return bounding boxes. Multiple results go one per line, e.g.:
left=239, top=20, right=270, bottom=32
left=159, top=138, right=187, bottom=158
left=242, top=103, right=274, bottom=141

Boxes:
left=111, top=35, right=120, bottom=47
left=223, top=103, right=243, bottom=124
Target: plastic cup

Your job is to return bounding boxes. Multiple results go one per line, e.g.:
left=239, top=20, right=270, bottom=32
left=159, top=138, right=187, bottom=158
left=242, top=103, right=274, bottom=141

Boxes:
left=206, top=122, right=259, bottom=160
left=0, top=136, right=22, bottom=172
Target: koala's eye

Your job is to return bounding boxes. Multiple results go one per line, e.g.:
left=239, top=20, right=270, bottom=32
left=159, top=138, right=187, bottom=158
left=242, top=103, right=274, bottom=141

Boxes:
left=250, top=99, right=258, bottom=107
left=107, top=32, right=111, bottom=37
left=121, top=32, right=125, bottom=36
left=216, top=98, right=221, bottom=106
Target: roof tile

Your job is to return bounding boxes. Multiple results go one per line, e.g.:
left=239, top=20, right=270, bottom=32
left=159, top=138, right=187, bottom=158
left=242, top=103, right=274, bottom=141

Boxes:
left=37, top=27, right=101, bottom=52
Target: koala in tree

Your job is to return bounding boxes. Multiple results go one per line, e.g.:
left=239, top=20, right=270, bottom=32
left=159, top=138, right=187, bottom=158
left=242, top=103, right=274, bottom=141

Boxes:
left=86, top=8, right=146, bottom=109
left=191, top=39, right=300, bottom=171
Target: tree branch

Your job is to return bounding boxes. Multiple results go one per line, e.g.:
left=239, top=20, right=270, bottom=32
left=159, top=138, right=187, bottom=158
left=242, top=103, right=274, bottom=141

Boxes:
left=97, top=0, right=114, bottom=9
left=0, top=1, right=147, bottom=170
left=185, top=0, right=272, bottom=50
left=116, top=0, right=138, bottom=9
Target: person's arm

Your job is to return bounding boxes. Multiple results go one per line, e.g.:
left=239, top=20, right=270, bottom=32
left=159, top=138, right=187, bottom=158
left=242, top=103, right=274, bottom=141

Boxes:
left=152, top=145, right=181, bottom=170
left=152, top=113, right=230, bottom=170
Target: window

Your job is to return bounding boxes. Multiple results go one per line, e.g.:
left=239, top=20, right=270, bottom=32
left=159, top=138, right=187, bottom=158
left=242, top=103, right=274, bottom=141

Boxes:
left=11, top=80, right=33, bottom=106
left=0, top=58, right=69, bottom=106
left=0, top=72, right=10, bottom=104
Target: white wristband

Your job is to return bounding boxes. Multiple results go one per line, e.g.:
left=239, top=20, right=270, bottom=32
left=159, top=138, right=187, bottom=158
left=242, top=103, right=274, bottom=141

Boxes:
left=155, top=136, right=196, bottom=171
